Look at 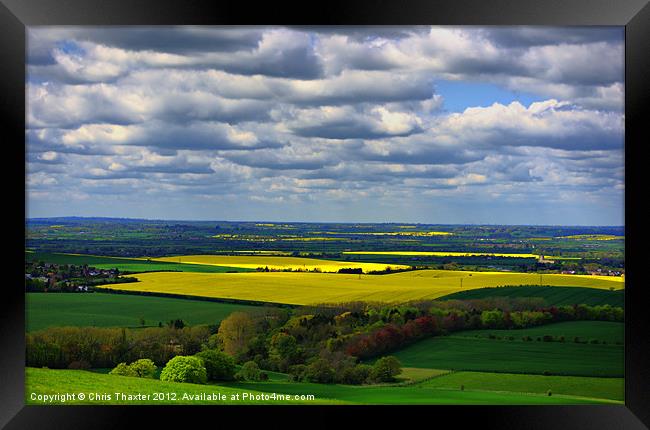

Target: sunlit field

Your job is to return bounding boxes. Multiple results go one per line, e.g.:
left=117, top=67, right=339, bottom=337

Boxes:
left=99, top=269, right=623, bottom=306
left=342, top=251, right=580, bottom=259
left=152, top=255, right=409, bottom=273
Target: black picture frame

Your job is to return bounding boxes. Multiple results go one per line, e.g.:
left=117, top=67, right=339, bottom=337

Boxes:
left=2, top=0, right=648, bottom=428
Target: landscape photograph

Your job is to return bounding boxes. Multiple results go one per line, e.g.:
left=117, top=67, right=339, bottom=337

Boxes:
left=25, top=25, right=625, bottom=405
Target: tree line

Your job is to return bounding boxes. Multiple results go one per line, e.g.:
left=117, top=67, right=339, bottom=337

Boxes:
left=27, top=298, right=623, bottom=385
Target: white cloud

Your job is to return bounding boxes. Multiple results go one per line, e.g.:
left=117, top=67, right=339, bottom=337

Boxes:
left=25, top=26, right=625, bottom=224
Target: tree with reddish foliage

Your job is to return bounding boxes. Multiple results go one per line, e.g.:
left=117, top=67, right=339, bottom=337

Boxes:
left=376, top=324, right=404, bottom=351
left=442, top=311, right=467, bottom=331
left=401, top=320, right=420, bottom=339
left=414, top=316, right=439, bottom=335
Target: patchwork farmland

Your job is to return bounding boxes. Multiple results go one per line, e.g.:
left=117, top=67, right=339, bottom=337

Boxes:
left=25, top=219, right=625, bottom=405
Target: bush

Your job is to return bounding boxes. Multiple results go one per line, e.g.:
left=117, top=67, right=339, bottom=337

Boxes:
left=589, top=338, right=600, bottom=344
left=160, top=356, right=207, bottom=384
left=304, top=359, right=335, bottom=384
left=370, top=356, right=402, bottom=383
left=236, top=361, right=262, bottom=381
left=195, top=349, right=236, bottom=381
left=288, top=364, right=307, bottom=382
left=67, top=360, right=91, bottom=370
left=542, top=335, right=554, bottom=342
left=542, top=370, right=552, bottom=376
left=110, top=362, right=137, bottom=377
left=547, top=390, right=552, bottom=396
left=130, top=358, right=157, bottom=378
left=342, top=364, right=372, bottom=385
left=110, top=359, right=157, bottom=378
left=260, top=372, right=269, bottom=381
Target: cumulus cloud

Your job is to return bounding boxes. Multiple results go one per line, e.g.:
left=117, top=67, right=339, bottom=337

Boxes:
left=437, top=100, right=623, bottom=150
left=287, top=105, right=424, bottom=139
left=26, top=26, right=625, bottom=224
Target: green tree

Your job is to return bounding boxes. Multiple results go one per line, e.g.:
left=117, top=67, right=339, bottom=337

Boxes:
left=159, top=356, right=207, bottom=384
left=370, top=356, right=402, bottom=383
left=480, top=310, right=505, bottom=328
left=341, top=364, right=372, bottom=385
left=195, top=349, right=237, bottom=381
left=236, top=360, right=262, bottom=381
left=129, top=358, right=157, bottom=378
left=304, top=359, right=335, bottom=384
left=109, top=362, right=137, bottom=377
left=217, top=312, right=256, bottom=359
left=269, top=332, right=301, bottom=370
left=168, top=319, right=186, bottom=329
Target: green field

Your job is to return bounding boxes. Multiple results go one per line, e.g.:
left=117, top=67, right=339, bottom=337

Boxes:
left=26, top=368, right=616, bottom=405
left=219, top=380, right=616, bottom=405
left=26, top=292, right=265, bottom=331
left=398, top=367, right=451, bottom=383
left=419, top=371, right=623, bottom=401
left=456, top=321, right=623, bottom=344
left=25, top=368, right=328, bottom=405
left=26, top=252, right=251, bottom=273
left=388, top=322, right=624, bottom=377
left=439, top=285, right=624, bottom=307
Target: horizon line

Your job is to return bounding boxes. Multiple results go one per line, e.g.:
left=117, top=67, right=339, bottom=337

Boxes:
left=25, top=216, right=625, bottom=228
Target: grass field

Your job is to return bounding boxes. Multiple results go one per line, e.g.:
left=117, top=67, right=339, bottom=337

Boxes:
left=25, top=368, right=329, bottom=405
left=98, top=269, right=624, bottom=306
left=439, top=285, right=624, bottom=307
left=456, top=321, right=623, bottom=344
left=68, top=366, right=623, bottom=401
left=389, top=323, right=624, bottom=377
left=398, top=367, right=452, bottom=383
left=26, top=252, right=250, bottom=273
left=25, top=292, right=265, bottom=331
left=419, top=371, right=623, bottom=401
left=153, top=254, right=409, bottom=273
left=219, top=380, right=617, bottom=405
left=26, top=368, right=617, bottom=405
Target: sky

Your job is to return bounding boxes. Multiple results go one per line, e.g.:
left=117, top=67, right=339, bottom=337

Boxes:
left=26, top=26, right=625, bottom=225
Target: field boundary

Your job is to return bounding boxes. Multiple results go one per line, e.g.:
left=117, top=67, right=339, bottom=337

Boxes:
left=93, top=287, right=300, bottom=308
left=392, top=370, right=457, bottom=387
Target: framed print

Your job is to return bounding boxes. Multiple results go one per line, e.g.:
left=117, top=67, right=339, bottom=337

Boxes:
left=2, top=0, right=649, bottom=428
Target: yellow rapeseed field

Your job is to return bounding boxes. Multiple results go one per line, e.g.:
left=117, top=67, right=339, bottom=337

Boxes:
left=151, top=255, right=409, bottom=273
left=320, top=231, right=453, bottom=236
left=556, top=235, right=625, bottom=241
left=100, top=269, right=624, bottom=306
left=342, top=251, right=542, bottom=258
